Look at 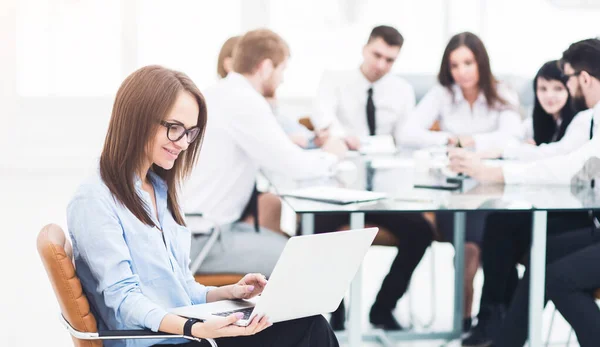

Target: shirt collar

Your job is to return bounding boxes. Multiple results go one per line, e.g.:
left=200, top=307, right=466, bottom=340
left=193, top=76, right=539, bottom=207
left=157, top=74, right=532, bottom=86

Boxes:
left=226, top=72, right=261, bottom=95
left=593, top=101, right=600, bottom=115
left=451, top=84, right=486, bottom=105
left=134, top=171, right=167, bottom=193
left=134, top=170, right=169, bottom=224
left=356, top=67, right=391, bottom=92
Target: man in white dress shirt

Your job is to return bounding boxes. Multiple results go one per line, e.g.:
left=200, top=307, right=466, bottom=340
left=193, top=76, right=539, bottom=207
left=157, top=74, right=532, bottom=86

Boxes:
left=311, top=26, right=435, bottom=332
left=184, top=29, right=339, bottom=277
left=311, top=25, right=416, bottom=150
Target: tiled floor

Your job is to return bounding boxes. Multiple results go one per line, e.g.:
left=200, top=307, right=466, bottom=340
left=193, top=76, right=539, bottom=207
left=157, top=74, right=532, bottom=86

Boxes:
left=0, top=168, right=579, bottom=346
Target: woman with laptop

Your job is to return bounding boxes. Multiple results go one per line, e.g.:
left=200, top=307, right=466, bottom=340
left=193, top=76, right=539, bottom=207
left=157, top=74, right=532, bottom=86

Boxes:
left=66, top=65, right=339, bottom=347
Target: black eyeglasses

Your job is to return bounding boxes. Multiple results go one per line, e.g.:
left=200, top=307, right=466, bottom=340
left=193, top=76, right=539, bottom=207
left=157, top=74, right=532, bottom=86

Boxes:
left=562, top=70, right=583, bottom=80
left=160, top=121, right=201, bottom=144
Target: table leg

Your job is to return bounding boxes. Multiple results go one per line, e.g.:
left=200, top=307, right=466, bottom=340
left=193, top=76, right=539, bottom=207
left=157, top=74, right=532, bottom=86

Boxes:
left=528, top=211, right=547, bottom=347
left=301, top=213, right=314, bottom=235
left=348, top=212, right=366, bottom=347
left=452, top=211, right=466, bottom=338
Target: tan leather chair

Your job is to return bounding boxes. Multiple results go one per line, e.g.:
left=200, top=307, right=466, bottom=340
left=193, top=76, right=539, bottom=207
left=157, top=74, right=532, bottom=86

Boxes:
left=37, top=223, right=217, bottom=346
left=194, top=274, right=244, bottom=287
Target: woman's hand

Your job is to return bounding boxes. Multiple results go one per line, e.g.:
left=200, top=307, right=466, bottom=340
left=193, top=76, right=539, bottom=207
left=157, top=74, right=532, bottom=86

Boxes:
left=230, top=273, right=268, bottom=300
left=193, top=313, right=272, bottom=339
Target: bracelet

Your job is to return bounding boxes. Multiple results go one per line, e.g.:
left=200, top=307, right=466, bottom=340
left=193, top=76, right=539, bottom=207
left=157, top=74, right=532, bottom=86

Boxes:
left=183, top=318, right=201, bottom=338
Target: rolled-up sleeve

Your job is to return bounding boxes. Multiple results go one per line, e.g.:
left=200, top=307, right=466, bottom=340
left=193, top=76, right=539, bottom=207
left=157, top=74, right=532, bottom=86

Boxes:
left=68, top=195, right=168, bottom=332
left=502, top=137, right=600, bottom=185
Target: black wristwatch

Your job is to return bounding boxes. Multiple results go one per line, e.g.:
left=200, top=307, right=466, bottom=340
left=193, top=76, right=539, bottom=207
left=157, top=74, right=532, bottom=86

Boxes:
left=183, top=318, right=201, bottom=338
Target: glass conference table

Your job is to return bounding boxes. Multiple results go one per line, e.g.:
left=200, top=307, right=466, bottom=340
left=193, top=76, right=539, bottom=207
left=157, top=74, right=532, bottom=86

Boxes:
left=266, top=153, right=600, bottom=347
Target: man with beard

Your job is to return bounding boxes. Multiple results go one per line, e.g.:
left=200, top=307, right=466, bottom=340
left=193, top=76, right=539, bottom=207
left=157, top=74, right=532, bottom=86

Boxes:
left=451, top=38, right=600, bottom=347
left=183, top=29, right=344, bottom=279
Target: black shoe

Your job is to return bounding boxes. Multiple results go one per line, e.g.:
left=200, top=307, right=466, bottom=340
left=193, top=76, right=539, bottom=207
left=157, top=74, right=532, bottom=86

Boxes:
left=462, top=305, right=505, bottom=347
left=463, top=317, right=473, bottom=333
left=329, top=302, right=346, bottom=331
left=369, top=305, right=404, bottom=331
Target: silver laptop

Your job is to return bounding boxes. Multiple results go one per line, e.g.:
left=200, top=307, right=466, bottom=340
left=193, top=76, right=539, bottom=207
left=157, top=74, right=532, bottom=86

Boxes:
left=170, top=228, right=378, bottom=326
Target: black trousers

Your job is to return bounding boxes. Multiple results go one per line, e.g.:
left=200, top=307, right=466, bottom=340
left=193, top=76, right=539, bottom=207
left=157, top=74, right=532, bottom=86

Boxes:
left=479, top=212, right=592, bottom=309
left=154, top=315, right=339, bottom=347
left=313, top=212, right=434, bottom=310
left=494, top=227, right=600, bottom=347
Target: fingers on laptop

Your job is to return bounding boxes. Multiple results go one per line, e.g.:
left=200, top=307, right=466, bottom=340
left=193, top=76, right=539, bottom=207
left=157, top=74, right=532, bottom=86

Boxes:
left=244, top=315, right=271, bottom=335
left=223, top=312, right=245, bottom=326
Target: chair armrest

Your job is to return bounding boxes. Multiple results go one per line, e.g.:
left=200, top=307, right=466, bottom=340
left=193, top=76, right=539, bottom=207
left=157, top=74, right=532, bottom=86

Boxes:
left=98, top=330, right=180, bottom=338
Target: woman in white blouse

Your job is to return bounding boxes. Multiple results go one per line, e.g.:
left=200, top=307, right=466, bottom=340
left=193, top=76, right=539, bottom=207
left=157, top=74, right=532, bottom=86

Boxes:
left=402, top=31, right=521, bottom=332
left=400, top=32, right=521, bottom=151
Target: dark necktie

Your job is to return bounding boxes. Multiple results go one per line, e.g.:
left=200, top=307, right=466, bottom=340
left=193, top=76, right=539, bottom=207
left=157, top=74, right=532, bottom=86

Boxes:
left=248, top=183, right=260, bottom=232
left=366, top=87, right=376, bottom=136
left=590, top=116, right=595, bottom=188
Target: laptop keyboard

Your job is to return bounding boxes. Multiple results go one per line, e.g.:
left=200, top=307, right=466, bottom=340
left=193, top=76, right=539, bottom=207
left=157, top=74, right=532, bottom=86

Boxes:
left=213, top=307, right=254, bottom=320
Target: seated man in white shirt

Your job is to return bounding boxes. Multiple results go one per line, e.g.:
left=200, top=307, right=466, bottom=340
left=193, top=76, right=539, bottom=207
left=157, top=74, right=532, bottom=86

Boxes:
left=184, top=29, right=341, bottom=278
left=451, top=38, right=600, bottom=347
left=311, top=25, right=435, bottom=332
left=216, top=35, right=335, bottom=151
left=311, top=25, right=416, bottom=150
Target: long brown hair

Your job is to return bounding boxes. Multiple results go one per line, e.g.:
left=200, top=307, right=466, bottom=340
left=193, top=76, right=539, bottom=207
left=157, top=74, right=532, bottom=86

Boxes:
left=217, top=36, right=241, bottom=78
left=438, top=32, right=507, bottom=108
left=100, top=65, right=207, bottom=227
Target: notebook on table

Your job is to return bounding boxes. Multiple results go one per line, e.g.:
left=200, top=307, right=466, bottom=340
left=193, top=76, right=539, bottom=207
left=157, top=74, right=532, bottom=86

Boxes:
left=279, top=186, right=387, bottom=205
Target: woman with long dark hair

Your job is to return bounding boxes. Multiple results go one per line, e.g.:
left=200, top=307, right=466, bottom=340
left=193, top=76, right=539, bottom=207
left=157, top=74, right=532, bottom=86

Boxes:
left=400, top=31, right=521, bottom=150
left=67, top=65, right=339, bottom=347
left=489, top=60, right=588, bottom=160
left=530, top=61, right=576, bottom=144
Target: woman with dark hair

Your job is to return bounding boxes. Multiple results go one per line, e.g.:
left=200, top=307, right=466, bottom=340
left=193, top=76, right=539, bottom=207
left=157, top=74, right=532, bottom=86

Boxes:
left=479, top=60, right=589, bottom=161
left=400, top=31, right=521, bottom=150
left=67, top=65, right=339, bottom=347
left=529, top=61, right=575, bottom=144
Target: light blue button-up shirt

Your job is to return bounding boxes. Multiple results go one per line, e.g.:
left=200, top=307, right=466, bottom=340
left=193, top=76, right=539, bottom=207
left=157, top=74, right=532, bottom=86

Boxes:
left=68, top=170, right=212, bottom=347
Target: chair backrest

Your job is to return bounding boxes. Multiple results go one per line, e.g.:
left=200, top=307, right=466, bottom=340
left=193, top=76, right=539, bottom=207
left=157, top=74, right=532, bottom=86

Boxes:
left=37, top=224, right=102, bottom=347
